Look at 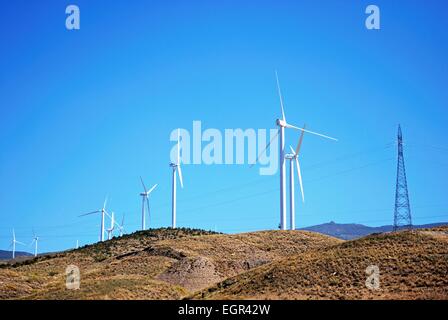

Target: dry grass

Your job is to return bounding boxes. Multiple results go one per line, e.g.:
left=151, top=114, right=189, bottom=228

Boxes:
left=0, top=228, right=339, bottom=300
left=2, top=227, right=446, bottom=300
left=191, top=227, right=448, bottom=300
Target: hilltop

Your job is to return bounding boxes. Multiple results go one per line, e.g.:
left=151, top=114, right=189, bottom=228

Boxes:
left=192, top=227, right=448, bottom=300
left=0, top=228, right=340, bottom=300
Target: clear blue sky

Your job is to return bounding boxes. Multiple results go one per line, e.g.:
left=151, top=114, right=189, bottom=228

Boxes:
left=1, top=0, right=447, bottom=253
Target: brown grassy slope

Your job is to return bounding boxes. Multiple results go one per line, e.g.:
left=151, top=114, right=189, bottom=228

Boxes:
left=0, top=229, right=340, bottom=300
left=192, top=227, right=448, bottom=300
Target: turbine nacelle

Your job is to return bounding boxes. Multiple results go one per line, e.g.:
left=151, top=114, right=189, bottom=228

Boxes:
left=276, top=119, right=287, bottom=127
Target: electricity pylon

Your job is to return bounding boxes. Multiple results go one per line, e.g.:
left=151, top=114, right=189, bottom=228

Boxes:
left=393, top=125, right=413, bottom=231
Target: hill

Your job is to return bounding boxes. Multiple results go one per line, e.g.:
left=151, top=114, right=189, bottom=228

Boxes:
left=300, top=221, right=448, bottom=240
left=192, top=227, right=448, bottom=300
left=0, top=228, right=340, bottom=300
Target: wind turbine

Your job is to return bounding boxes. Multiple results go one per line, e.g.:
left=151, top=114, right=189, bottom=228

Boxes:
left=275, top=71, right=338, bottom=230
left=79, top=197, right=108, bottom=242
left=106, top=212, right=115, bottom=240
left=10, top=229, right=25, bottom=259
left=254, top=71, right=337, bottom=230
left=139, top=177, right=158, bottom=230
left=285, top=126, right=306, bottom=230
left=76, top=240, right=79, bottom=249
left=170, top=129, right=184, bottom=229
left=30, top=230, right=39, bottom=257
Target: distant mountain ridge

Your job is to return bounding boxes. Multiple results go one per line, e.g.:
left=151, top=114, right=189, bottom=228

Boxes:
left=0, top=250, right=32, bottom=260
left=300, top=221, right=448, bottom=240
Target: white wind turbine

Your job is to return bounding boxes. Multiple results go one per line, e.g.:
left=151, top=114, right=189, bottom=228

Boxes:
left=275, top=71, right=338, bottom=230
left=79, top=197, right=108, bottom=242
left=140, top=177, right=158, bottom=230
left=30, top=230, right=40, bottom=257
left=106, top=212, right=115, bottom=240
left=285, top=127, right=306, bottom=230
left=255, top=71, right=337, bottom=230
left=10, top=229, right=25, bottom=259
left=170, top=129, right=184, bottom=229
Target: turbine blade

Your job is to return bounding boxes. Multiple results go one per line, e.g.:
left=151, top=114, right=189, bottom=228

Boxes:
left=12, top=229, right=15, bottom=241
left=140, top=176, right=148, bottom=193
left=275, top=70, right=286, bottom=122
left=295, top=124, right=306, bottom=155
left=285, top=123, right=338, bottom=141
left=16, top=241, right=26, bottom=246
left=177, top=129, right=181, bottom=165
left=289, top=145, right=295, bottom=155
left=79, top=210, right=100, bottom=217
left=177, top=165, right=184, bottom=188
left=147, top=184, right=158, bottom=195
left=295, top=157, right=305, bottom=203
left=250, top=130, right=279, bottom=167
left=103, top=196, right=108, bottom=210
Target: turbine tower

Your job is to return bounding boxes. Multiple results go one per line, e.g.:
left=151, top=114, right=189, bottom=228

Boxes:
left=273, top=71, right=337, bottom=230
left=393, top=125, right=413, bottom=231
left=285, top=126, right=306, bottom=230
left=79, top=197, right=108, bottom=242
left=106, top=212, right=115, bottom=240
left=139, top=177, right=157, bottom=230
left=9, top=229, right=25, bottom=259
left=170, top=129, right=184, bottom=229
left=30, top=231, right=39, bottom=257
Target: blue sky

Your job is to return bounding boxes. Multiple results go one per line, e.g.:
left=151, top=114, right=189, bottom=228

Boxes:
left=1, top=0, right=447, bottom=253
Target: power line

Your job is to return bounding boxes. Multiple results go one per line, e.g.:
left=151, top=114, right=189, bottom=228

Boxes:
left=150, top=143, right=396, bottom=211
left=2, top=142, right=447, bottom=246
left=0, top=154, right=412, bottom=239
left=174, top=156, right=395, bottom=216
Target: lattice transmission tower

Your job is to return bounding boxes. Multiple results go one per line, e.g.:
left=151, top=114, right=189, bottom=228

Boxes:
left=393, top=125, right=413, bottom=231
